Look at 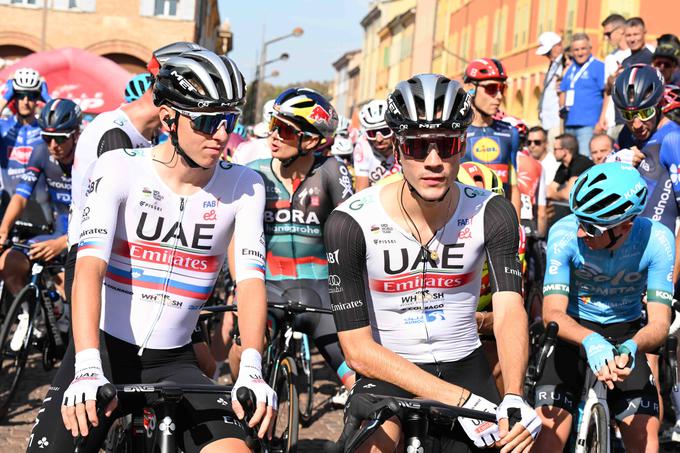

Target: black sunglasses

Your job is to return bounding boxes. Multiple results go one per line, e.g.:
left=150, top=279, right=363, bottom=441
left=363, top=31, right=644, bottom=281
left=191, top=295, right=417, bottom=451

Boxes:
left=528, top=139, right=544, bottom=146
left=15, top=91, right=40, bottom=101
left=397, top=134, right=466, bottom=160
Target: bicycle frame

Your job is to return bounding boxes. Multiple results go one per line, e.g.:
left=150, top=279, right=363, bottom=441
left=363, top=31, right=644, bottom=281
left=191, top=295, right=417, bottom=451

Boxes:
left=574, top=369, right=610, bottom=453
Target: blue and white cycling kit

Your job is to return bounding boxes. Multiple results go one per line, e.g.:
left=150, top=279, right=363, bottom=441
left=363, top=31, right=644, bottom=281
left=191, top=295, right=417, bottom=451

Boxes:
left=543, top=214, right=674, bottom=324
left=15, top=143, right=71, bottom=240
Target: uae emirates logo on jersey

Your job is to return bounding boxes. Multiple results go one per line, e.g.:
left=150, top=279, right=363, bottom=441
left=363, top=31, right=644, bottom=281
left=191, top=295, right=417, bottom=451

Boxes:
left=369, top=271, right=475, bottom=293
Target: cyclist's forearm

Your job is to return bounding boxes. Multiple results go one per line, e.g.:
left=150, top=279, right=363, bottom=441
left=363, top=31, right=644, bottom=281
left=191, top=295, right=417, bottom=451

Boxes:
left=543, top=296, right=595, bottom=345
left=338, top=330, right=469, bottom=405
left=235, top=278, right=266, bottom=353
left=492, top=293, right=528, bottom=395
left=633, top=304, right=671, bottom=352
left=511, top=184, right=521, bottom=219
left=355, top=176, right=370, bottom=192
left=71, top=256, right=106, bottom=352
left=537, top=205, right=547, bottom=237
left=0, top=194, right=28, bottom=234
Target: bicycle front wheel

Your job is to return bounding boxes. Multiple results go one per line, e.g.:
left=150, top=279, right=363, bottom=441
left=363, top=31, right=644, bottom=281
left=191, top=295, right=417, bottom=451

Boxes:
left=270, top=355, right=299, bottom=453
left=584, top=403, right=608, bottom=453
left=0, top=284, right=38, bottom=420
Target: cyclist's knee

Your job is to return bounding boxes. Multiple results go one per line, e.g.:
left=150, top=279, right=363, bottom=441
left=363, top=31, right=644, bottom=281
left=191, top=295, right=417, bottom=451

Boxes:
left=533, top=405, right=571, bottom=450
left=618, top=414, right=659, bottom=452
left=199, top=437, right=251, bottom=453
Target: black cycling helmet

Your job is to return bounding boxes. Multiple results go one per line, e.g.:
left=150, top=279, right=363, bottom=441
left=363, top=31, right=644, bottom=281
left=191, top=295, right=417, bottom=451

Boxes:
left=38, top=98, right=82, bottom=133
left=653, top=44, right=680, bottom=65
left=153, top=50, right=246, bottom=113
left=385, top=73, right=473, bottom=136
left=273, top=87, right=338, bottom=139
left=147, top=41, right=206, bottom=76
left=612, top=64, right=665, bottom=111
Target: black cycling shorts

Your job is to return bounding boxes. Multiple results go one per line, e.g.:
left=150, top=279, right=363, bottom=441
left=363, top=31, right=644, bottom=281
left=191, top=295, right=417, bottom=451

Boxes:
left=534, top=319, right=659, bottom=422
left=26, top=331, right=246, bottom=453
left=350, top=346, right=501, bottom=453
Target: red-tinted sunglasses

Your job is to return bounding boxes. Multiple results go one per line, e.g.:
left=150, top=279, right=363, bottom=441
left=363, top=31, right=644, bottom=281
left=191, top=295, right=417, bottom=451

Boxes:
left=366, top=127, right=394, bottom=140
left=269, top=116, right=309, bottom=141
left=477, top=83, right=507, bottom=97
left=397, top=135, right=466, bottom=160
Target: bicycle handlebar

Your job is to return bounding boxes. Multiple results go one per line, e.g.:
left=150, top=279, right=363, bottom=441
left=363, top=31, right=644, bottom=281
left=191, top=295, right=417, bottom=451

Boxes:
left=534, top=321, right=559, bottom=378
left=667, top=335, right=678, bottom=392
left=201, top=301, right=333, bottom=315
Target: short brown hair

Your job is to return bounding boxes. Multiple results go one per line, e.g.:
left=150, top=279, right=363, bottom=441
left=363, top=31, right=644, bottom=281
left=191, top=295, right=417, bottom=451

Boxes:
left=556, top=133, right=579, bottom=156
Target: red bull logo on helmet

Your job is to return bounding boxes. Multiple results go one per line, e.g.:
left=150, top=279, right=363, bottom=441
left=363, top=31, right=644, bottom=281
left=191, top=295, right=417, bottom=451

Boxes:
left=309, top=105, right=330, bottom=123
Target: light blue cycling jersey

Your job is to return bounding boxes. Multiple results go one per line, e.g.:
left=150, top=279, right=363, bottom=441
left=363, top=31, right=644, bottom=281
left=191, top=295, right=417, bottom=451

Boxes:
left=543, top=214, right=674, bottom=324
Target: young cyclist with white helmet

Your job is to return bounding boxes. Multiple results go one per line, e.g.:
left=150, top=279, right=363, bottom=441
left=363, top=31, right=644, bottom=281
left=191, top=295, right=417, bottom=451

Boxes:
left=353, top=99, right=400, bottom=191
left=535, top=162, right=674, bottom=452
left=326, top=74, right=540, bottom=452
left=26, top=50, right=275, bottom=453
left=0, top=67, right=52, bottom=220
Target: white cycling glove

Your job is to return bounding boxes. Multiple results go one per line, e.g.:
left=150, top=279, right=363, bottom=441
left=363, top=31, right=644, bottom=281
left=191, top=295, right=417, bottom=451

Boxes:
left=232, top=348, right=277, bottom=410
left=459, top=393, right=500, bottom=448
left=496, top=394, right=542, bottom=439
left=62, top=348, right=110, bottom=406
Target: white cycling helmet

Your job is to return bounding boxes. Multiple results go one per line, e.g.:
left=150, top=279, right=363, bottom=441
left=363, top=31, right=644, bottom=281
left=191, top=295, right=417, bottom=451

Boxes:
left=336, top=115, right=351, bottom=135
left=359, top=99, right=387, bottom=130
left=262, top=99, right=276, bottom=124
left=252, top=121, right=270, bottom=139
left=331, top=136, right=353, bottom=156
left=12, top=67, right=42, bottom=92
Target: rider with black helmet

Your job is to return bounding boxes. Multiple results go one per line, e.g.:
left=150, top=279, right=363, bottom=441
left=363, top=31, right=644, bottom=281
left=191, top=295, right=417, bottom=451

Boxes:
left=0, top=98, right=80, bottom=298
left=611, top=64, right=680, bottom=235
left=27, top=50, right=273, bottom=453
left=325, top=73, right=540, bottom=452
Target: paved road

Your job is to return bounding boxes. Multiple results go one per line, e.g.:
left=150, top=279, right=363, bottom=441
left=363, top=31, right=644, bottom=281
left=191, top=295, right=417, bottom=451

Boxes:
left=0, top=352, right=344, bottom=452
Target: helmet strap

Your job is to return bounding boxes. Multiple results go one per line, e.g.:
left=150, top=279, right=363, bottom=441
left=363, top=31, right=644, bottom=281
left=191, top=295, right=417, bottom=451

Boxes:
left=603, top=228, right=623, bottom=250
left=170, top=112, right=209, bottom=170
left=472, top=86, right=495, bottom=119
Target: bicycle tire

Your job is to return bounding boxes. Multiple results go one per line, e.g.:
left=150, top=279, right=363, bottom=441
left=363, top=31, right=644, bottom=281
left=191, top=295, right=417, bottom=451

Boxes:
left=104, top=415, right=133, bottom=453
left=584, top=403, right=608, bottom=453
left=270, top=355, right=299, bottom=453
left=296, top=336, right=314, bottom=426
left=0, top=284, right=38, bottom=419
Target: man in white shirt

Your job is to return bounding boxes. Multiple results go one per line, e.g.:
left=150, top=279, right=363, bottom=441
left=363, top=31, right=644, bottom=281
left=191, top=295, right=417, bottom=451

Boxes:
left=536, top=32, right=564, bottom=152
left=598, top=14, right=629, bottom=140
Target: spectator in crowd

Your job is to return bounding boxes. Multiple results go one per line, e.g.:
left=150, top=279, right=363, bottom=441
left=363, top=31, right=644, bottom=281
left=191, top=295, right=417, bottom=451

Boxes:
left=559, top=33, right=605, bottom=157
left=536, top=31, right=564, bottom=151
left=527, top=126, right=559, bottom=184
left=547, top=133, right=594, bottom=226
left=622, top=17, right=653, bottom=67
left=653, top=39, right=680, bottom=86
left=599, top=14, right=629, bottom=139
left=589, top=132, right=615, bottom=164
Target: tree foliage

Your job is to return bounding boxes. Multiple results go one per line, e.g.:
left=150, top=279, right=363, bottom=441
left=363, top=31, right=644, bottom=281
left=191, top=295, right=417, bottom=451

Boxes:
left=242, top=79, right=332, bottom=124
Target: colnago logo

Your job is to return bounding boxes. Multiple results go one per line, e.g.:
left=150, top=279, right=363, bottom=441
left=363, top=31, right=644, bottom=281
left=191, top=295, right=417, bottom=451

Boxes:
left=370, top=271, right=475, bottom=293
left=116, top=240, right=219, bottom=272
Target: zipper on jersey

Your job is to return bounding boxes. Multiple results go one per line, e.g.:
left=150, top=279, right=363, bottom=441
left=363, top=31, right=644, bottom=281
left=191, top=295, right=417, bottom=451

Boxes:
left=138, top=196, right=187, bottom=355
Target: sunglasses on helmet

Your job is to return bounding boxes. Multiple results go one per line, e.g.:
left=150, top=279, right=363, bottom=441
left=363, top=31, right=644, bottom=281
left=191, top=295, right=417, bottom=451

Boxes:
left=397, top=134, right=466, bottom=160
left=365, top=127, right=394, bottom=140
left=476, top=82, right=507, bottom=97
left=619, top=106, right=656, bottom=122
left=15, top=91, right=40, bottom=101
left=175, top=109, right=240, bottom=135
left=41, top=131, right=75, bottom=145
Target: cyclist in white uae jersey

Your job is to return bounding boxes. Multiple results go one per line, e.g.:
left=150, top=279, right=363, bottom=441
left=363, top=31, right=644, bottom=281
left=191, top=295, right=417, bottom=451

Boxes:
left=353, top=100, right=400, bottom=191
left=26, top=50, right=273, bottom=453
left=325, top=74, right=540, bottom=453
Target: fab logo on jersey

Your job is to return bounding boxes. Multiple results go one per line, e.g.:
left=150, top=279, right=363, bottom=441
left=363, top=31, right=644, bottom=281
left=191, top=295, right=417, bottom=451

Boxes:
left=471, top=137, right=500, bottom=163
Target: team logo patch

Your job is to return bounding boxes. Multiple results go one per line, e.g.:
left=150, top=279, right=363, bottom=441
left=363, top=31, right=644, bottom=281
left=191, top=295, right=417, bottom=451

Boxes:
left=9, top=146, right=32, bottom=165
left=670, top=164, right=680, bottom=185
left=471, top=137, right=500, bottom=163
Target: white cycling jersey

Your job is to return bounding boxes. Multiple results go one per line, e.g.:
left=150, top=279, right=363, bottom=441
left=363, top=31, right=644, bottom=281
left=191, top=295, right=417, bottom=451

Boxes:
left=232, top=138, right=271, bottom=165
left=324, top=183, right=523, bottom=363
left=353, top=135, right=400, bottom=185
left=69, top=109, right=152, bottom=246
left=77, top=148, right=266, bottom=350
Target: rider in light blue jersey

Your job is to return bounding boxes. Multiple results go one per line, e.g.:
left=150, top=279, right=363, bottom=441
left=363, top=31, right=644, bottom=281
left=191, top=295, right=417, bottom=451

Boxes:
left=534, top=162, right=674, bottom=452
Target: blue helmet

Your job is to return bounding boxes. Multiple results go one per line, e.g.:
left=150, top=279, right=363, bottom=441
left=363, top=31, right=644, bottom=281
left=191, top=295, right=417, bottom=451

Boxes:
left=38, top=98, right=82, bottom=133
left=570, top=162, right=648, bottom=226
left=124, top=72, right=153, bottom=103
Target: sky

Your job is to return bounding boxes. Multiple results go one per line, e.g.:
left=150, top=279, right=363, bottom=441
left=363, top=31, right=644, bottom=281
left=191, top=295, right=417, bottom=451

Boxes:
left=217, top=0, right=366, bottom=85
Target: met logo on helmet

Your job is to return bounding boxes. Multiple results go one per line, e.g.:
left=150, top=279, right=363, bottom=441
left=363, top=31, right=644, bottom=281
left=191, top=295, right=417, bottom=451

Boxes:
left=171, top=70, right=198, bottom=93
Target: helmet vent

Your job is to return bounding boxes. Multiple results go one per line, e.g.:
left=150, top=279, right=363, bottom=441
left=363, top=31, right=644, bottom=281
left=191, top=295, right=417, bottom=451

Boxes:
left=589, top=173, right=607, bottom=185
left=604, top=200, right=633, bottom=219
left=584, top=194, right=619, bottom=214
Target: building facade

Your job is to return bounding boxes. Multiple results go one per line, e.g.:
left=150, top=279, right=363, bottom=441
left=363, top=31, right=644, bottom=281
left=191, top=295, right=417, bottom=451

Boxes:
left=343, top=0, right=675, bottom=125
left=0, top=0, right=232, bottom=72
left=331, top=49, right=361, bottom=119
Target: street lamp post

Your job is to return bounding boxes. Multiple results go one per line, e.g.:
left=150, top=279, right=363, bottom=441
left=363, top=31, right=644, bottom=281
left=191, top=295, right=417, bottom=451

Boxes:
left=254, top=27, right=303, bottom=122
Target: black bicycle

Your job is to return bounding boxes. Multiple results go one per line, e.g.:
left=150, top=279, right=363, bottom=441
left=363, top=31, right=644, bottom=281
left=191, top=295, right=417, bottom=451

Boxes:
left=73, top=382, right=260, bottom=453
left=0, top=233, right=67, bottom=420
left=324, top=393, right=500, bottom=453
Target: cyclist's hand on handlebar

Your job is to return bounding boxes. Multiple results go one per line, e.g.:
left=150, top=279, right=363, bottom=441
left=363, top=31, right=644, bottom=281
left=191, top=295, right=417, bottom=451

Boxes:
left=61, top=349, right=117, bottom=437
left=458, top=393, right=500, bottom=448
left=231, top=348, right=277, bottom=439
left=29, top=238, right=64, bottom=261
left=496, top=394, right=541, bottom=453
